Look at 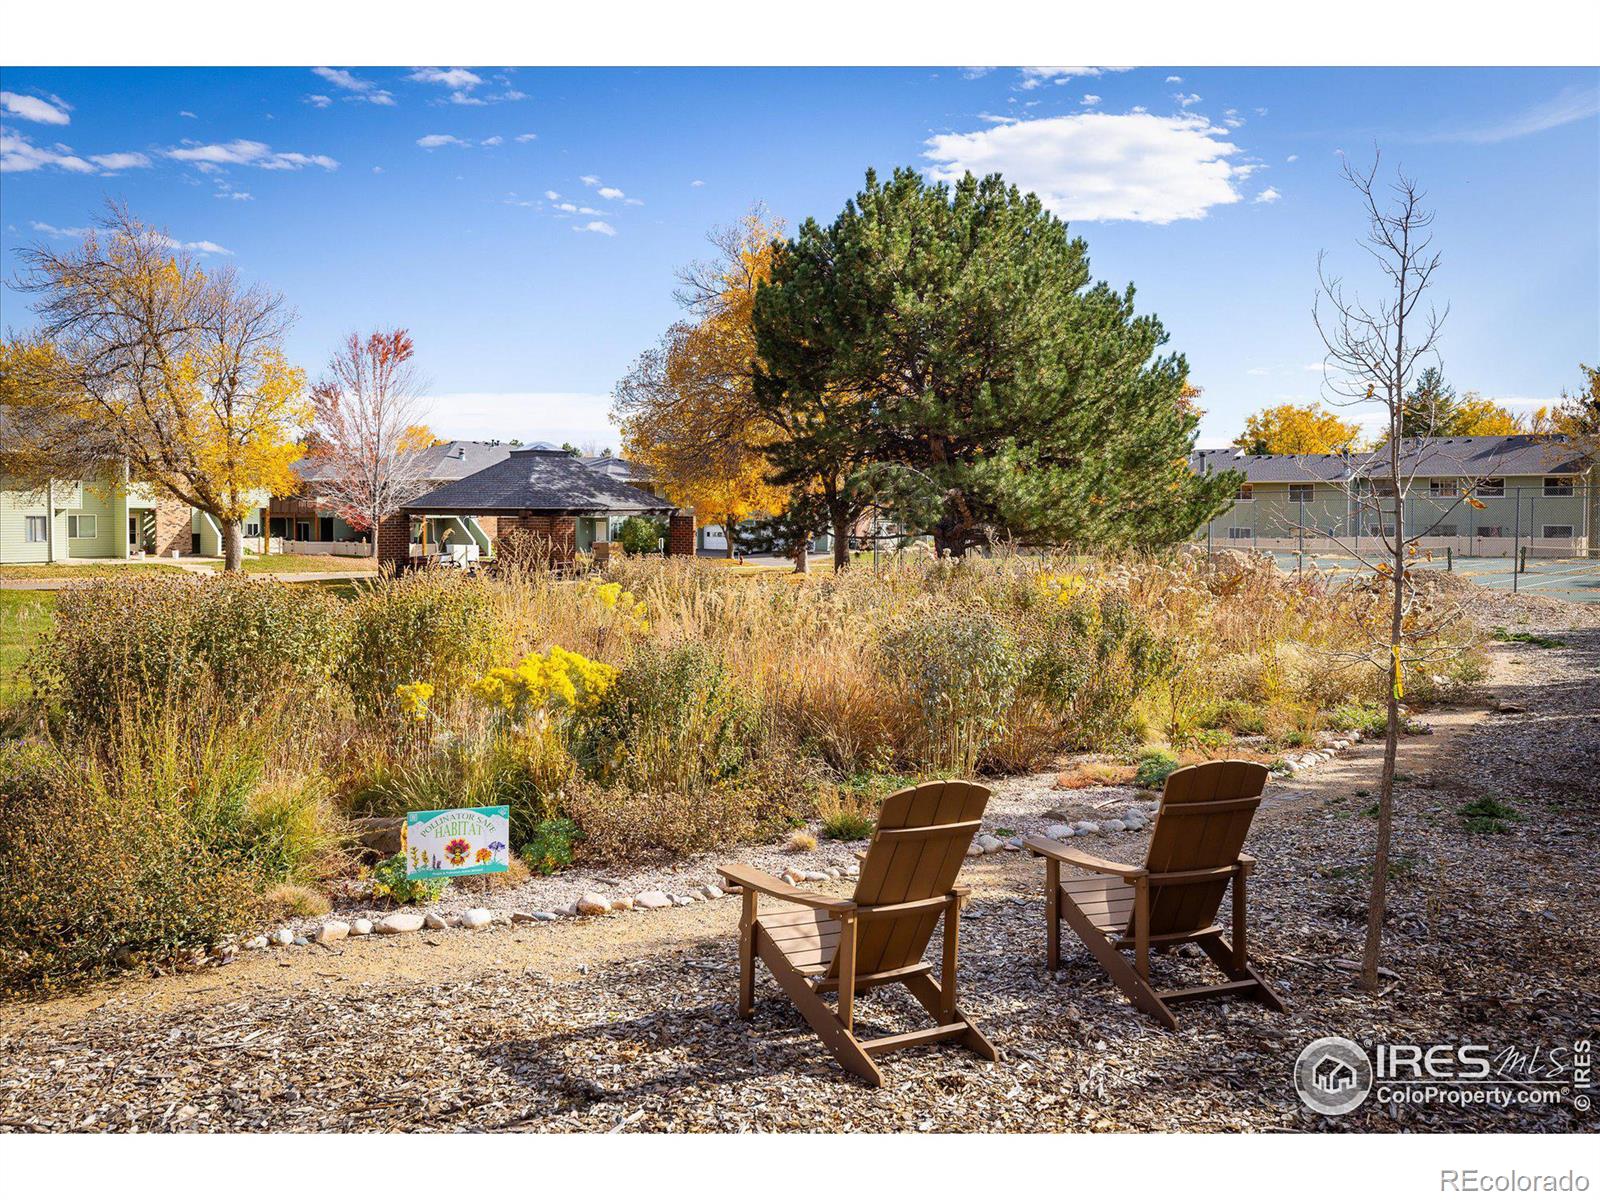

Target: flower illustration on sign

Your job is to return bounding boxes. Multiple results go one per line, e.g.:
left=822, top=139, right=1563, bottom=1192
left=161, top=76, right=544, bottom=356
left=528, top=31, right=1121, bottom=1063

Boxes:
left=475, top=848, right=493, bottom=864
left=444, top=838, right=472, bottom=866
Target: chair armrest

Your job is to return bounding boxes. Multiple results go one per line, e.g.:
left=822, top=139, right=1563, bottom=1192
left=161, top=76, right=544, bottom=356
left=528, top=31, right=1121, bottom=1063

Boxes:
left=717, top=863, right=855, bottom=914
left=1236, top=852, right=1257, bottom=874
left=1023, top=836, right=1147, bottom=881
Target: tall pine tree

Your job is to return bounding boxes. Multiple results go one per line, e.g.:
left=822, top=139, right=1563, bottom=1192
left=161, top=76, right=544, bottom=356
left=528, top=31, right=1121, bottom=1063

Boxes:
left=752, top=168, right=1233, bottom=556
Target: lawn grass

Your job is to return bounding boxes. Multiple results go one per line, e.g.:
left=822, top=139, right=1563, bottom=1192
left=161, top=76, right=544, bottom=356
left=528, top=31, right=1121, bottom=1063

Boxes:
left=0, top=561, right=190, bottom=580
left=0, top=590, right=55, bottom=705
left=235, top=553, right=378, bottom=574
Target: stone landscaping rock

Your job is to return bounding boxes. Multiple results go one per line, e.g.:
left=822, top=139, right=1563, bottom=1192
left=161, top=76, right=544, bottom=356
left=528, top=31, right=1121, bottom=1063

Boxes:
left=460, top=908, right=494, bottom=929
left=1045, top=824, right=1073, bottom=840
left=351, top=918, right=373, bottom=936
left=424, top=913, right=448, bottom=931
left=635, top=891, right=673, bottom=910
left=699, top=885, right=724, bottom=900
left=510, top=911, right=537, bottom=924
left=272, top=928, right=294, bottom=946
left=975, top=834, right=1004, bottom=853
left=1074, top=821, right=1101, bottom=835
left=376, top=912, right=425, bottom=935
left=313, top=921, right=350, bottom=945
left=672, top=895, right=694, bottom=907
left=244, top=935, right=269, bottom=951
left=1103, top=819, right=1126, bottom=833
left=534, top=911, right=560, bottom=921
left=576, top=894, right=611, bottom=916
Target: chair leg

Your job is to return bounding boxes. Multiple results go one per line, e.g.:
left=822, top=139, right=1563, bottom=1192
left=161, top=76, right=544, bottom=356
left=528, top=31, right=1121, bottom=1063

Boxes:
left=737, top=890, right=757, bottom=1019
left=754, top=927, right=884, bottom=1086
left=1195, top=932, right=1288, bottom=1013
left=1057, top=895, right=1178, bottom=1029
left=1045, top=859, right=1061, bottom=971
left=902, top=970, right=999, bottom=1062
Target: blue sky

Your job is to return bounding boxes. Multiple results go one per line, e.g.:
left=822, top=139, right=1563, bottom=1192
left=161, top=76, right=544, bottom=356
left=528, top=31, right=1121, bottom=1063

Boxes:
left=2, top=65, right=1596, bottom=449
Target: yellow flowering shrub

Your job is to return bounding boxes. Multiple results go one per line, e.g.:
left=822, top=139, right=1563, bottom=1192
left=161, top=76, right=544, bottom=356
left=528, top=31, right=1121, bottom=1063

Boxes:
left=470, top=645, right=617, bottom=724
left=590, top=580, right=650, bottom=633
left=394, top=681, right=435, bottom=722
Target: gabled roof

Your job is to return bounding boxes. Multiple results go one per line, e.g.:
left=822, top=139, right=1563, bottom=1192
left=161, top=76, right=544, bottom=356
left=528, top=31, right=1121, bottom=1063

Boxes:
left=295, top=439, right=513, bottom=486
left=580, top=454, right=651, bottom=486
left=402, top=448, right=677, bottom=516
left=1193, top=435, right=1591, bottom=484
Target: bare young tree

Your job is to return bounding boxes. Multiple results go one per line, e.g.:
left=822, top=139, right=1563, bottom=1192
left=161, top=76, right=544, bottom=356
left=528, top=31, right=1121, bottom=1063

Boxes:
left=308, top=330, right=433, bottom=555
left=1313, top=155, right=1454, bottom=992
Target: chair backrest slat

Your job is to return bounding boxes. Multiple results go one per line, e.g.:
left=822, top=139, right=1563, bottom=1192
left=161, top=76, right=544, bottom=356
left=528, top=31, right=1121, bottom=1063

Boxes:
left=1136, top=760, right=1267, bottom=936
left=828, top=780, right=989, bottom=978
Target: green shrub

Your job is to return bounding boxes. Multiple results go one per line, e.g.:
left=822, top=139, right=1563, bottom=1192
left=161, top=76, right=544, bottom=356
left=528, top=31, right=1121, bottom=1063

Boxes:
left=0, top=738, right=265, bottom=994
left=616, top=516, right=666, bottom=555
left=33, top=575, right=347, bottom=728
left=1134, top=747, right=1182, bottom=788
left=1024, top=594, right=1165, bottom=751
left=522, top=817, right=582, bottom=874
left=344, top=571, right=505, bottom=719
left=1458, top=796, right=1521, bottom=834
left=882, top=611, right=1021, bottom=775
left=1328, top=701, right=1387, bottom=738
left=370, top=853, right=450, bottom=906
left=576, top=641, right=759, bottom=793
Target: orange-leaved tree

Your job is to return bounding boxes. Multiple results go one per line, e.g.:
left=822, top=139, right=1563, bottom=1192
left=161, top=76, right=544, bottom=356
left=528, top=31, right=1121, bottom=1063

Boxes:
left=15, top=205, right=308, bottom=571
left=613, top=207, right=789, bottom=557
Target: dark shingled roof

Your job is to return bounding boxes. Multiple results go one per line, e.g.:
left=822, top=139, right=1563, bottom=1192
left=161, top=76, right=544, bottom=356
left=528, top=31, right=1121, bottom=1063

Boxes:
left=1192, top=435, right=1591, bottom=484
left=295, top=439, right=512, bottom=486
left=402, top=449, right=677, bottom=516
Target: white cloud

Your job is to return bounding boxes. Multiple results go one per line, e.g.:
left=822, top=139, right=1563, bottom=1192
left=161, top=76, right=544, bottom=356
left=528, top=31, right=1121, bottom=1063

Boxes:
left=597, top=185, right=624, bottom=200
left=960, top=67, right=994, bottom=80
left=415, top=133, right=468, bottom=149
left=1, top=130, right=94, bottom=173
left=690, top=179, right=705, bottom=187
left=310, top=67, right=395, bottom=106
left=1174, top=92, right=1202, bottom=108
left=217, top=190, right=253, bottom=201
left=425, top=392, right=620, bottom=447
left=1245, top=367, right=1271, bottom=376
left=578, top=220, right=616, bottom=236
left=1018, top=67, right=1127, bottom=89
left=1427, top=84, right=1600, bottom=144
left=977, top=112, right=1016, bottom=124
left=1, top=91, right=72, bottom=125
left=481, top=135, right=504, bottom=146
left=1223, top=108, right=1244, bottom=128
left=30, top=220, right=229, bottom=254
left=544, top=190, right=561, bottom=200
left=1081, top=94, right=1101, bottom=106
left=624, top=197, right=644, bottom=206
left=579, top=174, right=600, bottom=186
left=304, top=94, right=333, bottom=109
left=30, top=220, right=93, bottom=238
left=924, top=111, right=1249, bottom=224
left=1165, top=75, right=1183, bottom=84
left=88, top=151, right=151, bottom=171
left=1286, top=153, right=1299, bottom=163
left=372, top=166, right=384, bottom=174
left=515, top=132, right=538, bottom=142
left=179, top=110, right=197, bottom=119
left=1253, top=186, right=1281, bottom=204
left=167, top=139, right=338, bottom=170
left=409, top=67, right=483, bottom=91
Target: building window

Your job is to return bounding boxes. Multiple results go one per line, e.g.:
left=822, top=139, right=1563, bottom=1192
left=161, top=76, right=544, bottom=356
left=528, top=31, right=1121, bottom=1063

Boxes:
left=24, top=515, right=48, bottom=543
left=1227, top=527, right=1252, bottom=540
left=1475, top=478, right=1505, bottom=497
left=1542, top=525, right=1575, bottom=539
left=67, top=513, right=98, bottom=539
left=1288, top=484, right=1314, bottom=503
left=1234, top=484, right=1253, bottom=501
left=295, top=520, right=312, bottom=542
left=245, top=522, right=261, bottom=537
left=1428, top=479, right=1459, bottom=497
left=1543, top=477, right=1574, bottom=497
left=1477, top=525, right=1504, bottom=538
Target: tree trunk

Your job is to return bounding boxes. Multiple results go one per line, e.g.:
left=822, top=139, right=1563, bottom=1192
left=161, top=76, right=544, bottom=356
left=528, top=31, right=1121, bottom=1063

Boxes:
left=792, top=537, right=809, bottom=574
left=831, top=505, right=850, bottom=571
left=1362, top=449, right=1405, bottom=992
left=724, top=513, right=738, bottom=560
left=222, top=518, right=245, bottom=573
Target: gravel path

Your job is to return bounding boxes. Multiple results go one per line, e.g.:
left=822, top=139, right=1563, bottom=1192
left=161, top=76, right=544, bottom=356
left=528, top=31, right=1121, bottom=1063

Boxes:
left=3, top=594, right=1596, bottom=1133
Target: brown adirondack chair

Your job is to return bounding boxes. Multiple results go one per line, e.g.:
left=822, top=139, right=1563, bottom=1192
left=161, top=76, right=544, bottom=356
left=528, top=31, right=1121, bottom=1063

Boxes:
left=718, top=780, right=999, bottom=1086
left=1024, top=759, right=1287, bottom=1029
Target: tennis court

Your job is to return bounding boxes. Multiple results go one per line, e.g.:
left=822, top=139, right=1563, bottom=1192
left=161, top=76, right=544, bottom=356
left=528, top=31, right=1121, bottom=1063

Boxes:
left=1265, top=551, right=1600, bottom=603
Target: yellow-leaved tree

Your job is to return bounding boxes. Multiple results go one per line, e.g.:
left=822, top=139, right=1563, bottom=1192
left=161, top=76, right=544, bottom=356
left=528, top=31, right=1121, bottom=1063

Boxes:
left=15, top=205, right=308, bottom=570
left=613, top=207, right=789, bottom=557
left=1233, top=402, right=1365, bottom=455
